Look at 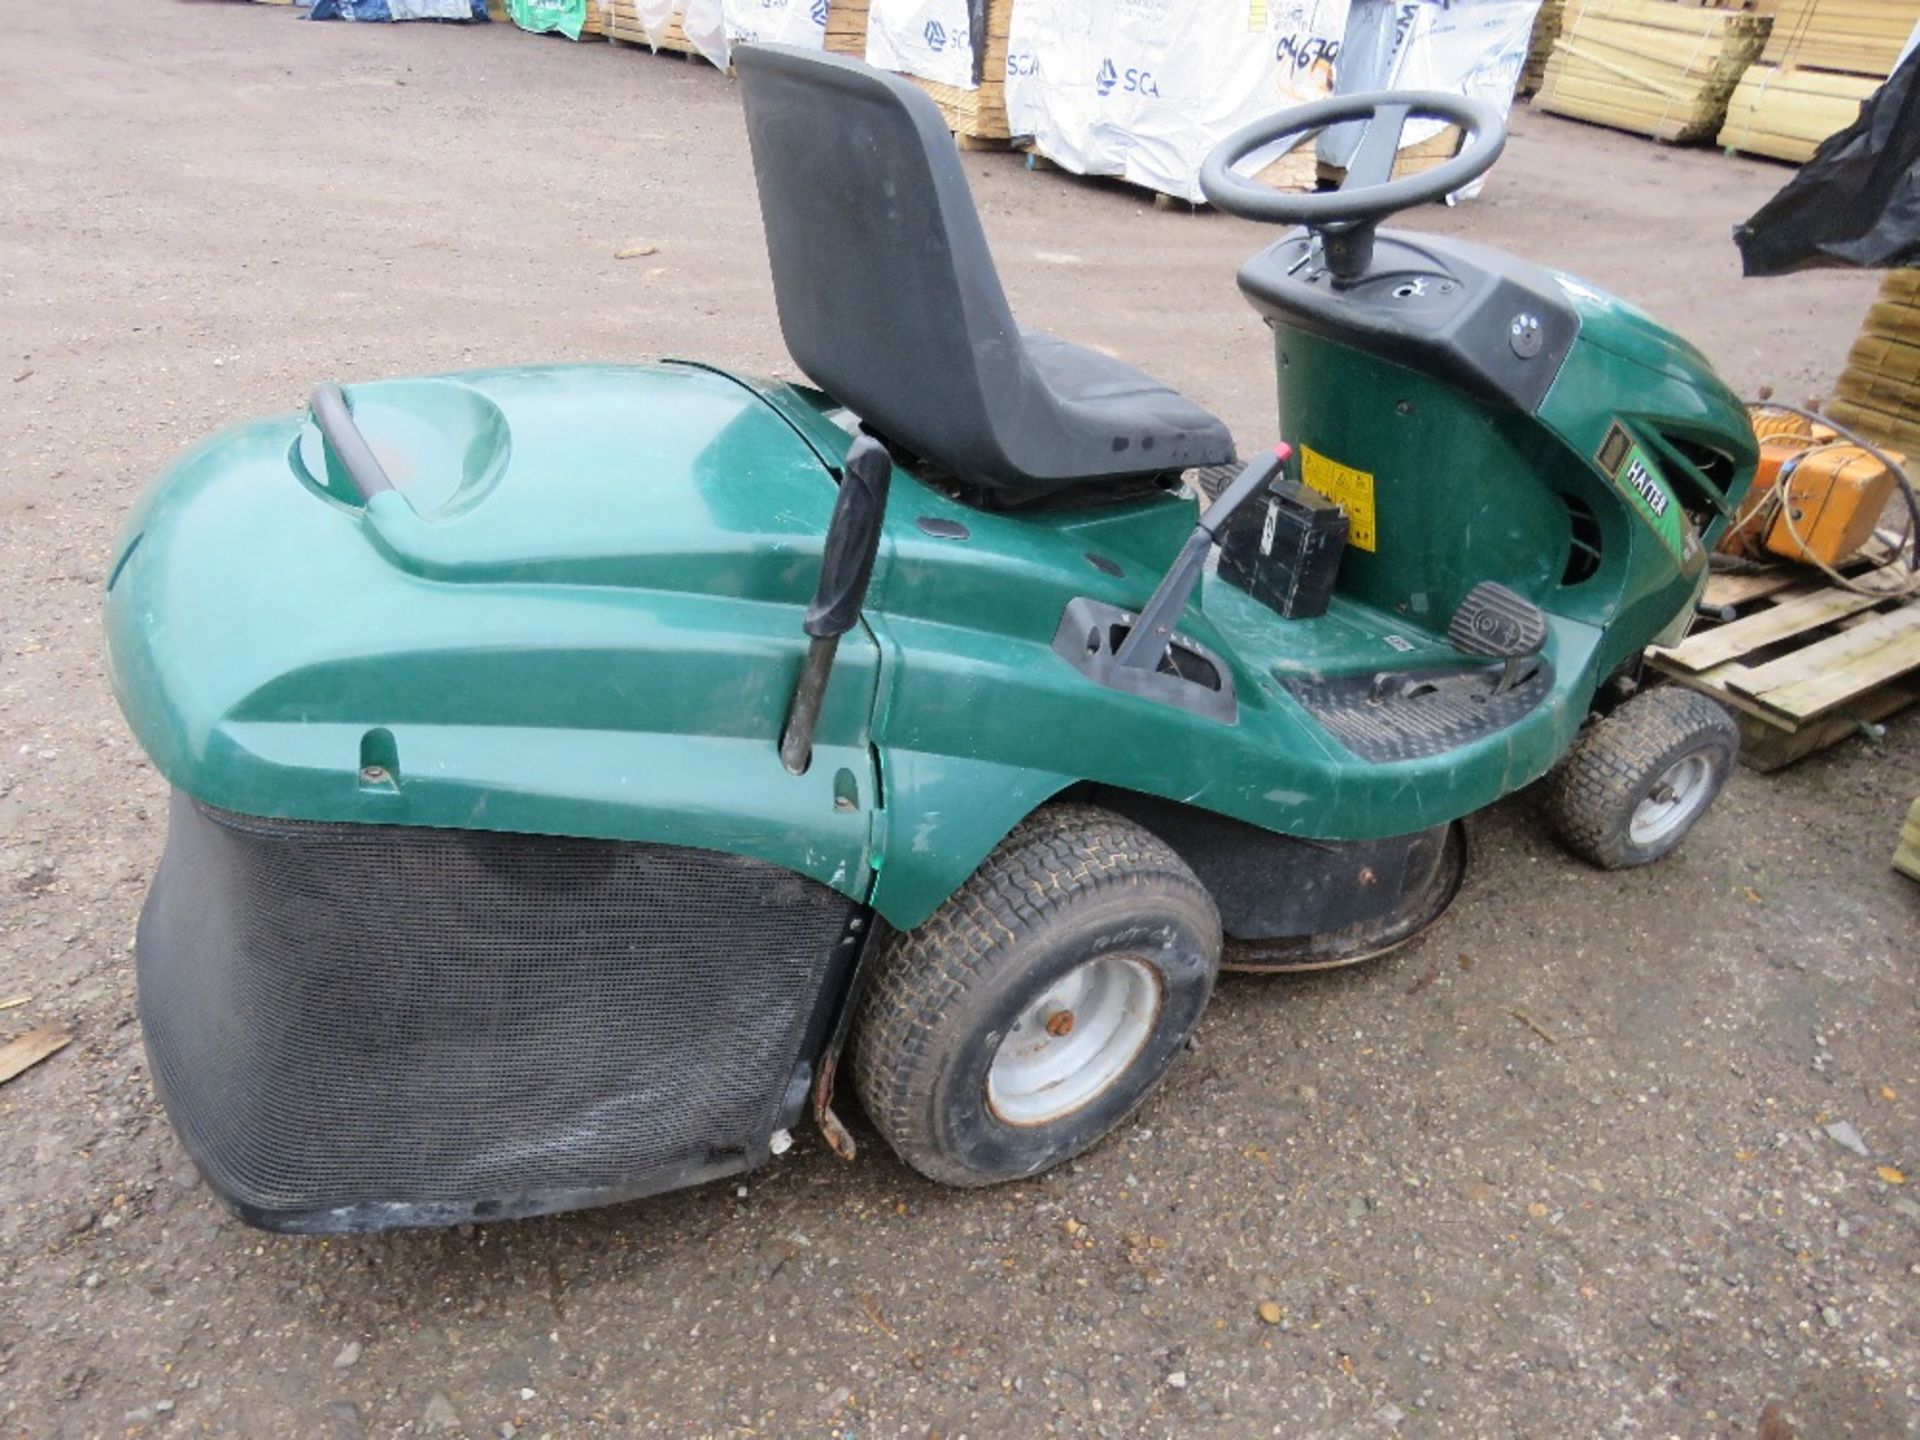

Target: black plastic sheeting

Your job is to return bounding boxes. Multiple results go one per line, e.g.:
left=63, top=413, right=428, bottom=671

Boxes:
left=1734, top=47, right=1920, bottom=275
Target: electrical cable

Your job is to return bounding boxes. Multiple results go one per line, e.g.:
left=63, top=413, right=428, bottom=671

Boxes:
left=1738, top=400, right=1919, bottom=596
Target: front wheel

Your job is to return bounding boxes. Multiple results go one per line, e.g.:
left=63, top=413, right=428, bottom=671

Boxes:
left=1548, top=686, right=1738, bottom=869
left=851, top=804, right=1220, bottom=1187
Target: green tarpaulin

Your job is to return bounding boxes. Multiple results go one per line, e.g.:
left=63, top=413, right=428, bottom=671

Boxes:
left=508, top=0, right=587, bottom=40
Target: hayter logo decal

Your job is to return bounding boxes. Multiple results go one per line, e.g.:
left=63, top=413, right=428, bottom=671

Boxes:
left=1596, top=420, right=1689, bottom=563
left=1096, top=58, right=1161, bottom=97
left=923, top=19, right=946, bottom=50
left=1621, top=456, right=1669, bottom=518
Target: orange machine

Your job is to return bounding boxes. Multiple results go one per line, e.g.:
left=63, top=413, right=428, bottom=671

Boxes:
left=1722, top=407, right=1903, bottom=567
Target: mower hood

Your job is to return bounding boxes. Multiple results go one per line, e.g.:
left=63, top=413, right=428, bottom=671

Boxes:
left=104, top=361, right=880, bottom=895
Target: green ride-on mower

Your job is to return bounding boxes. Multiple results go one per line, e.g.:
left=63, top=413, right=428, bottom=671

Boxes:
left=106, top=46, right=1755, bottom=1233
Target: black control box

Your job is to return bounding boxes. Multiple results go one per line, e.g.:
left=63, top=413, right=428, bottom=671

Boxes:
left=1216, top=479, right=1348, bottom=620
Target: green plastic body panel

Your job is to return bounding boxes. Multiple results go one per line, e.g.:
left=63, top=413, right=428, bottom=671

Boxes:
left=106, top=364, right=882, bottom=897
left=107, top=271, right=1755, bottom=931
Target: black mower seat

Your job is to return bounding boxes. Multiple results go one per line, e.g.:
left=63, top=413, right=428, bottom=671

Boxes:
left=734, top=44, right=1236, bottom=501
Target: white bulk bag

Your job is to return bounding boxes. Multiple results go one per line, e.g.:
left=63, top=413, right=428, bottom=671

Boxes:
left=866, top=0, right=980, bottom=90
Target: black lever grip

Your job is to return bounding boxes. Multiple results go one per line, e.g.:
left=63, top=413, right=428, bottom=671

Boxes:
left=805, top=434, right=893, bottom=639
left=309, top=383, right=395, bottom=501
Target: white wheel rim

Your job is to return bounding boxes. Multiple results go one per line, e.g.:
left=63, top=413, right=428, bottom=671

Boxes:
left=1629, top=751, right=1714, bottom=847
left=986, top=956, right=1163, bottom=1127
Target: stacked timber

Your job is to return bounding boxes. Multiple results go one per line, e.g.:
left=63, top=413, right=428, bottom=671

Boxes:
left=1759, top=0, right=1918, bottom=73
left=1718, top=64, right=1878, bottom=159
left=911, top=0, right=1013, bottom=144
left=1519, top=0, right=1566, bottom=94
left=1718, top=0, right=1919, bottom=161
left=605, top=0, right=698, bottom=53
left=1317, top=125, right=1465, bottom=184
left=825, top=0, right=867, bottom=57
left=1534, top=0, right=1773, bottom=142
left=1827, top=270, right=1920, bottom=455
left=1897, top=795, right=1920, bottom=882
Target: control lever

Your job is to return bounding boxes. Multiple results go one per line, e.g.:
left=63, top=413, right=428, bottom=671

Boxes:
left=781, top=432, right=893, bottom=775
left=1114, top=445, right=1293, bottom=673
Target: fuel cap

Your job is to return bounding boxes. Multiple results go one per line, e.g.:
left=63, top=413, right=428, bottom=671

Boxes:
left=1509, top=313, right=1544, bottom=359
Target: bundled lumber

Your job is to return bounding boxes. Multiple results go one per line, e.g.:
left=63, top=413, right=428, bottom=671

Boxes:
left=1534, top=0, right=1773, bottom=142
left=909, top=0, right=1013, bottom=144
left=1519, top=0, right=1567, bottom=94
left=1827, top=270, right=1920, bottom=454
left=605, top=0, right=698, bottom=53
left=1717, top=62, right=1877, bottom=159
left=1759, top=0, right=1920, bottom=76
left=1317, top=125, right=1465, bottom=185
left=824, top=0, right=867, bottom=57
left=1897, top=794, right=1920, bottom=882
left=1718, top=0, right=1915, bottom=159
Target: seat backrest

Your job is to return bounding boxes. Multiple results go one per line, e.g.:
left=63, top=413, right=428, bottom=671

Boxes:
left=734, top=44, right=1024, bottom=485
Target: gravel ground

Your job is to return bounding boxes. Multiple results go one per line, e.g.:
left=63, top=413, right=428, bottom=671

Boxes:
left=2, top=3, right=1916, bottom=1437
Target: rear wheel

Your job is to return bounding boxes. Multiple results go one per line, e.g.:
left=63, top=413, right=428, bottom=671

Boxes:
left=852, top=804, right=1220, bottom=1187
left=1548, top=686, right=1738, bottom=869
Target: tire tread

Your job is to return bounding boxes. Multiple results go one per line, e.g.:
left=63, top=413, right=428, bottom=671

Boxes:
left=1548, top=686, right=1737, bottom=869
left=852, top=804, right=1217, bottom=1186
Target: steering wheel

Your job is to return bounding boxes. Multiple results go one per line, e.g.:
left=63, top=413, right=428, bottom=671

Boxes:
left=1200, top=90, right=1506, bottom=228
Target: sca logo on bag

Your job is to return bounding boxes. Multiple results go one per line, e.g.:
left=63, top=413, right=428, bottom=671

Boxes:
left=1005, top=50, right=1038, bottom=76
left=923, top=19, right=946, bottom=50
left=1096, top=58, right=1160, bottom=98
left=810, top=0, right=827, bottom=20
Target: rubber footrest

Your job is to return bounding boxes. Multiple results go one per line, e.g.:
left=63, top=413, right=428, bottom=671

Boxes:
left=1285, top=660, right=1554, bottom=763
left=1448, top=580, right=1548, bottom=659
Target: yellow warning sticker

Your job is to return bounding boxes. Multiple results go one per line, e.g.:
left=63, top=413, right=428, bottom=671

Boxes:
left=1300, top=445, right=1377, bottom=552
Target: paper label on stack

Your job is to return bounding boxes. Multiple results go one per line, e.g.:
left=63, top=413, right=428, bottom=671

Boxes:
left=1005, top=0, right=1348, bottom=203
left=866, top=0, right=979, bottom=89
left=723, top=0, right=829, bottom=46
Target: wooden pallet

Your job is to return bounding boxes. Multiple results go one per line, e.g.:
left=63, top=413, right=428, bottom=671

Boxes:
left=1019, top=140, right=1323, bottom=208
left=1648, top=563, right=1920, bottom=769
